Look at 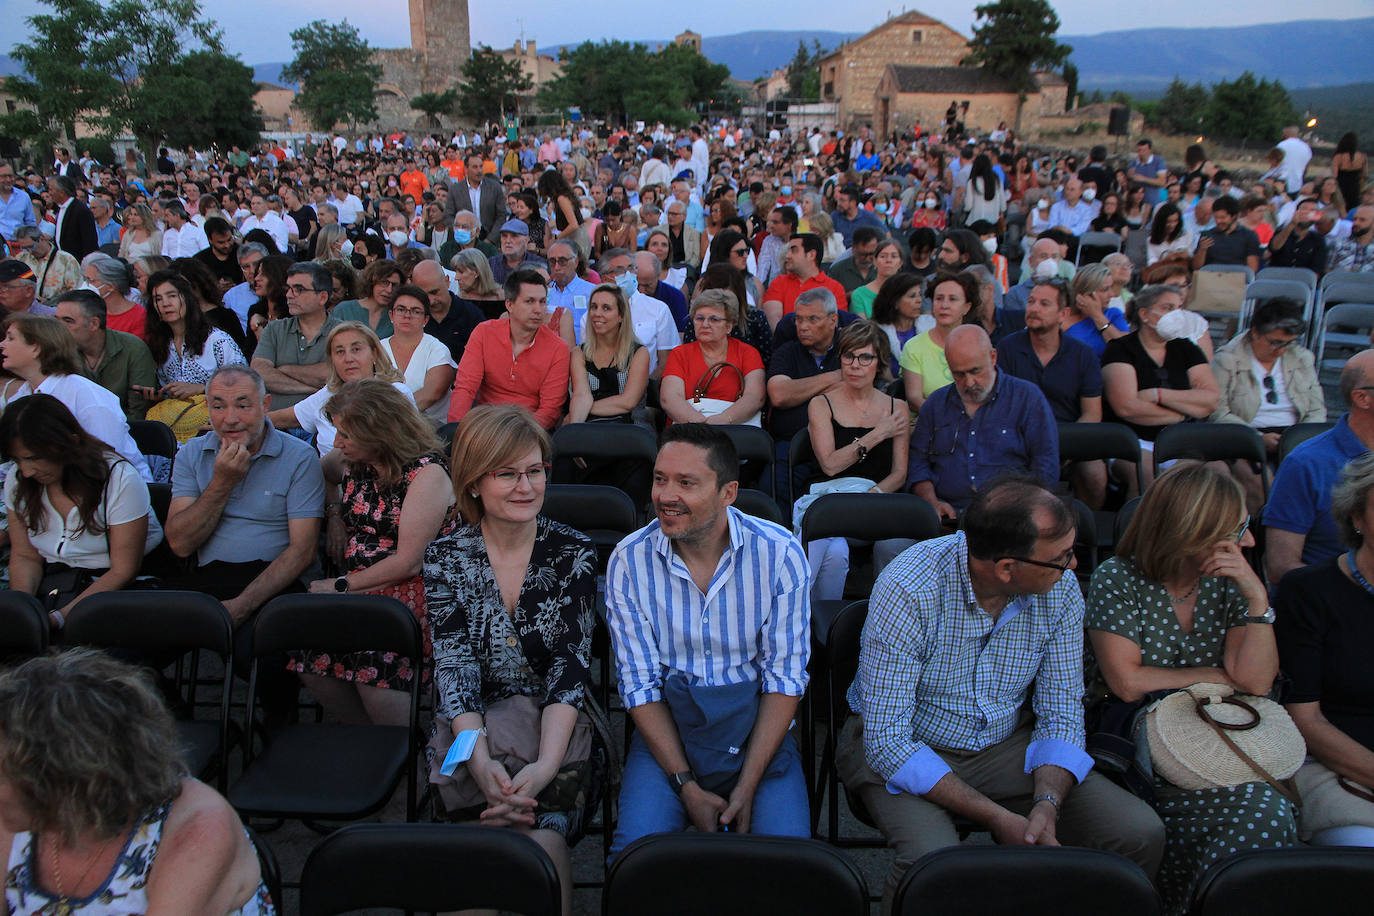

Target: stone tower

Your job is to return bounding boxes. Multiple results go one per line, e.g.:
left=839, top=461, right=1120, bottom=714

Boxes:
left=409, top=0, right=471, bottom=90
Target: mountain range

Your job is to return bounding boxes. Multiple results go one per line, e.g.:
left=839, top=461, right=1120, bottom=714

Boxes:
left=4, top=16, right=1371, bottom=93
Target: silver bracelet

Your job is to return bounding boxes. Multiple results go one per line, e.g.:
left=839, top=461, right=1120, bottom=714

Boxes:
left=1032, top=792, right=1060, bottom=812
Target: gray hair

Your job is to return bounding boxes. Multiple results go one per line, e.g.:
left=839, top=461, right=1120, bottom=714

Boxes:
left=600, top=247, right=632, bottom=269
left=13, top=225, right=41, bottom=243
left=451, top=208, right=477, bottom=224
left=1103, top=252, right=1132, bottom=271
left=795, top=287, right=838, bottom=316
left=640, top=204, right=661, bottom=219
left=287, top=260, right=335, bottom=294
left=81, top=253, right=132, bottom=295
left=316, top=202, right=338, bottom=220
left=690, top=287, right=740, bottom=324
left=207, top=364, right=266, bottom=398
left=1332, top=452, right=1374, bottom=548
left=548, top=238, right=577, bottom=260
left=237, top=242, right=269, bottom=262
left=962, top=263, right=996, bottom=294
left=665, top=200, right=686, bottom=214
left=1250, top=298, right=1306, bottom=338
left=1128, top=283, right=1184, bottom=327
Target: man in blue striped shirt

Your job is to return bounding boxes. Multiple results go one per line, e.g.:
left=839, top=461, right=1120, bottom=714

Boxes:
left=606, top=424, right=811, bottom=857
left=838, top=478, right=1164, bottom=904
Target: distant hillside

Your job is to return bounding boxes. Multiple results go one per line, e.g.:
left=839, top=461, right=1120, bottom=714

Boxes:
left=1067, top=18, right=1374, bottom=94
left=1290, top=83, right=1374, bottom=148
left=254, top=63, right=293, bottom=89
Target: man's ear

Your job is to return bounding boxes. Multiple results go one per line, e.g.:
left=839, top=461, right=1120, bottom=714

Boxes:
left=721, top=480, right=739, bottom=507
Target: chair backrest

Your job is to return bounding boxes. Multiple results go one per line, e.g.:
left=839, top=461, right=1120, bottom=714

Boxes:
left=552, top=422, right=658, bottom=464
left=1068, top=497, right=1097, bottom=580
left=1315, top=303, right=1374, bottom=394
left=1114, top=496, right=1142, bottom=545
left=1277, top=421, right=1336, bottom=466
left=1191, top=847, right=1374, bottom=916
left=0, top=592, right=48, bottom=662
left=541, top=484, right=639, bottom=546
left=128, top=419, right=178, bottom=459
left=245, top=828, right=282, bottom=912
left=1240, top=278, right=1313, bottom=333
left=251, top=593, right=420, bottom=659
left=604, top=833, right=869, bottom=916
left=436, top=420, right=459, bottom=454
left=1055, top=422, right=1144, bottom=494
left=1320, top=269, right=1374, bottom=297
left=299, top=822, right=561, bottom=916
left=893, top=846, right=1161, bottom=916
left=1075, top=231, right=1123, bottom=266
left=718, top=424, right=775, bottom=495
left=1255, top=266, right=1318, bottom=291
left=801, top=493, right=942, bottom=544
left=64, top=590, right=232, bottom=657
left=147, top=482, right=173, bottom=525
left=733, top=488, right=787, bottom=527
left=1152, top=423, right=1267, bottom=472
left=786, top=427, right=815, bottom=508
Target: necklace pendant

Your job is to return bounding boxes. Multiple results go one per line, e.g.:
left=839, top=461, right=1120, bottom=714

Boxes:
left=55, top=900, right=72, bottom=916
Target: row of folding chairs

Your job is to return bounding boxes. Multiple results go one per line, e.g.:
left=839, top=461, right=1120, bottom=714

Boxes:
left=291, top=822, right=1374, bottom=916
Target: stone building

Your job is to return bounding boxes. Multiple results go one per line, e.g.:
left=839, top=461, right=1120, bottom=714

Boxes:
left=494, top=40, right=564, bottom=99
left=674, top=30, right=702, bottom=53
left=873, top=65, right=1069, bottom=138
left=817, top=11, right=968, bottom=128
left=371, top=0, right=472, bottom=129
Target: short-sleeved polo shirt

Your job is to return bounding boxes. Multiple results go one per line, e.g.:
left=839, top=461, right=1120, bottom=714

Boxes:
left=995, top=329, right=1102, bottom=423
left=252, top=315, right=340, bottom=409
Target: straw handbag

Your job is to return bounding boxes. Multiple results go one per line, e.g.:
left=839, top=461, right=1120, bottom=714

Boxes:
left=1145, top=683, right=1305, bottom=803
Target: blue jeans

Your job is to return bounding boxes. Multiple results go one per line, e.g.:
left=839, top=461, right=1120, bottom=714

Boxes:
left=608, top=729, right=810, bottom=860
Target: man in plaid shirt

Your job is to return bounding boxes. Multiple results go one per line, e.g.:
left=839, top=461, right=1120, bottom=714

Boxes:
left=837, top=477, right=1164, bottom=904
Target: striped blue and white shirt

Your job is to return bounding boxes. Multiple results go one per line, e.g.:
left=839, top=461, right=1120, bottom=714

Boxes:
left=606, top=506, right=811, bottom=709
left=850, top=531, right=1094, bottom=796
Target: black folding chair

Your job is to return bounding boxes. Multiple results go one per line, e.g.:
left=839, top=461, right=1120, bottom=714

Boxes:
left=893, top=846, right=1161, bottom=916
left=1191, top=847, right=1374, bottom=916
left=718, top=423, right=776, bottom=498
left=245, top=827, right=282, bottom=913
left=1056, top=422, right=1145, bottom=495
left=552, top=422, right=659, bottom=513
left=816, top=599, right=877, bottom=844
left=604, top=833, right=869, bottom=916
left=228, top=594, right=423, bottom=823
left=733, top=488, right=787, bottom=527
left=299, top=823, right=561, bottom=916
left=1152, top=422, right=1270, bottom=500
left=786, top=427, right=815, bottom=509
left=64, top=591, right=235, bottom=789
left=0, top=591, right=48, bottom=663
left=541, top=483, right=640, bottom=571
left=128, top=419, right=179, bottom=460
left=436, top=420, right=460, bottom=454
left=1277, top=421, right=1335, bottom=466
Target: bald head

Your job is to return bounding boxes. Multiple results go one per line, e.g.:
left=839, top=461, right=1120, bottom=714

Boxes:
left=1028, top=238, right=1059, bottom=268
left=1342, top=349, right=1374, bottom=407
left=946, top=325, right=997, bottom=405
left=409, top=259, right=449, bottom=312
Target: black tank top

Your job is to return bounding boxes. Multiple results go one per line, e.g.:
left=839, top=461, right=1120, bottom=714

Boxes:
left=816, top=393, right=895, bottom=484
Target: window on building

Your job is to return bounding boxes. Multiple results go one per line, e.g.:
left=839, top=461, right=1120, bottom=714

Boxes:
left=912, top=30, right=923, bottom=43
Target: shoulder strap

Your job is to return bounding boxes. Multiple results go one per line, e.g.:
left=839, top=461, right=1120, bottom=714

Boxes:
left=822, top=393, right=835, bottom=418
left=1192, top=695, right=1300, bottom=806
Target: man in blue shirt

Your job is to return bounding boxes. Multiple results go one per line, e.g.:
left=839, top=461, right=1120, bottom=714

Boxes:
left=907, top=326, right=1059, bottom=521
left=838, top=478, right=1164, bottom=905
left=544, top=239, right=595, bottom=343
left=0, top=163, right=36, bottom=240
left=830, top=184, right=884, bottom=248
left=1265, top=350, right=1374, bottom=583
left=606, top=424, right=811, bottom=857
left=996, top=278, right=1106, bottom=506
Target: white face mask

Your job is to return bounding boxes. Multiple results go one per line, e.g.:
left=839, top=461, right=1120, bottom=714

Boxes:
left=387, top=230, right=409, bottom=248
left=924, top=198, right=937, bottom=209
left=339, top=240, right=354, bottom=258
left=76, top=280, right=105, bottom=296
left=981, top=238, right=998, bottom=254
left=1032, top=257, right=1059, bottom=280
left=1154, top=309, right=1194, bottom=341
left=1082, top=187, right=1097, bottom=203
left=1037, top=198, right=1050, bottom=210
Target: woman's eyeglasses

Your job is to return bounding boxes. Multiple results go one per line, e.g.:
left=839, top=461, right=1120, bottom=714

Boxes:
left=841, top=352, right=878, bottom=366
left=486, top=463, right=551, bottom=486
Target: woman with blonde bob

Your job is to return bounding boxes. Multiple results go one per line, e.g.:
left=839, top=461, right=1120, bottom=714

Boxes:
left=0, top=650, right=274, bottom=914
left=1086, top=462, right=1296, bottom=915
left=289, top=379, right=453, bottom=726
left=567, top=283, right=649, bottom=425
left=423, top=405, right=603, bottom=916
left=1276, top=452, right=1374, bottom=848
left=267, top=321, right=412, bottom=456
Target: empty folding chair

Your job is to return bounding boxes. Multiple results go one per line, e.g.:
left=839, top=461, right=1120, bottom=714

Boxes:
left=128, top=419, right=179, bottom=460
left=1152, top=423, right=1270, bottom=500
left=1191, top=847, right=1374, bottom=916
left=1075, top=230, right=1124, bottom=267
left=551, top=422, right=659, bottom=511
left=719, top=423, right=776, bottom=498
left=541, top=483, right=639, bottom=571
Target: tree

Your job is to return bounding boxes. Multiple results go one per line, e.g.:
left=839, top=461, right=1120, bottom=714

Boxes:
left=962, top=0, right=1071, bottom=132
left=3, top=0, right=258, bottom=164
left=3, top=0, right=122, bottom=151
left=541, top=41, right=729, bottom=127
left=411, top=89, right=459, bottom=128
left=1061, top=61, right=1078, bottom=111
left=1155, top=77, right=1209, bottom=134
left=785, top=40, right=824, bottom=101
left=457, top=46, right=533, bottom=123
left=1206, top=72, right=1298, bottom=145
left=282, top=19, right=381, bottom=130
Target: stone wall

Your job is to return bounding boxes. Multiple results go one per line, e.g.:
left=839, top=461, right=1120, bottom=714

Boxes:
left=819, top=12, right=968, bottom=127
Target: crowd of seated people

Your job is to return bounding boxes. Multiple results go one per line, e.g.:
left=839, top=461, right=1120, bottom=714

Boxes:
left=2, top=117, right=1373, bottom=916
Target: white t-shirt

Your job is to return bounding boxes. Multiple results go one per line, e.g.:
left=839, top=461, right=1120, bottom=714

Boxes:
left=293, top=381, right=415, bottom=456
left=380, top=335, right=457, bottom=426
left=1276, top=137, right=1312, bottom=194
left=239, top=211, right=289, bottom=253
left=628, top=292, right=681, bottom=375
left=1250, top=354, right=1297, bottom=428
left=20, top=375, right=151, bottom=481
left=3, top=457, right=162, bottom=567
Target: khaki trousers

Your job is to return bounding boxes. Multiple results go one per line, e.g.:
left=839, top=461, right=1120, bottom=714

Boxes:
left=836, top=717, right=1165, bottom=907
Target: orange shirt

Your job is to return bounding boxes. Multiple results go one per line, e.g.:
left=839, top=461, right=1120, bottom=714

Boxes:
left=449, top=319, right=570, bottom=430
left=398, top=169, right=429, bottom=200
left=444, top=159, right=467, bottom=181
left=762, top=272, right=850, bottom=316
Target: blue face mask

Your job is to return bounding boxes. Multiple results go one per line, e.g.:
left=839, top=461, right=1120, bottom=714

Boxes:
left=875, top=204, right=889, bottom=215
left=780, top=185, right=792, bottom=196
left=453, top=228, right=472, bottom=245
left=615, top=271, right=638, bottom=297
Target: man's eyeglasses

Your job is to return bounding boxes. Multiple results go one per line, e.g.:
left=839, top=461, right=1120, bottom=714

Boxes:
left=840, top=352, right=878, bottom=366
left=997, top=549, right=1075, bottom=572
left=486, top=463, right=551, bottom=486
left=548, top=256, right=576, bottom=265
left=285, top=284, right=323, bottom=296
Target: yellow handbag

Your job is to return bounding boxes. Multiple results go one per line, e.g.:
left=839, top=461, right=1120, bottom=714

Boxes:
left=145, top=394, right=210, bottom=444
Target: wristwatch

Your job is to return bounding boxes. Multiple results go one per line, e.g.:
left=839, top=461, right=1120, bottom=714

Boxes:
left=1246, top=606, right=1277, bottom=625
left=1032, top=792, right=1061, bottom=812
left=334, top=576, right=350, bottom=593
left=854, top=443, right=869, bottom=464
left=669, top=770, right=697, bottom=795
